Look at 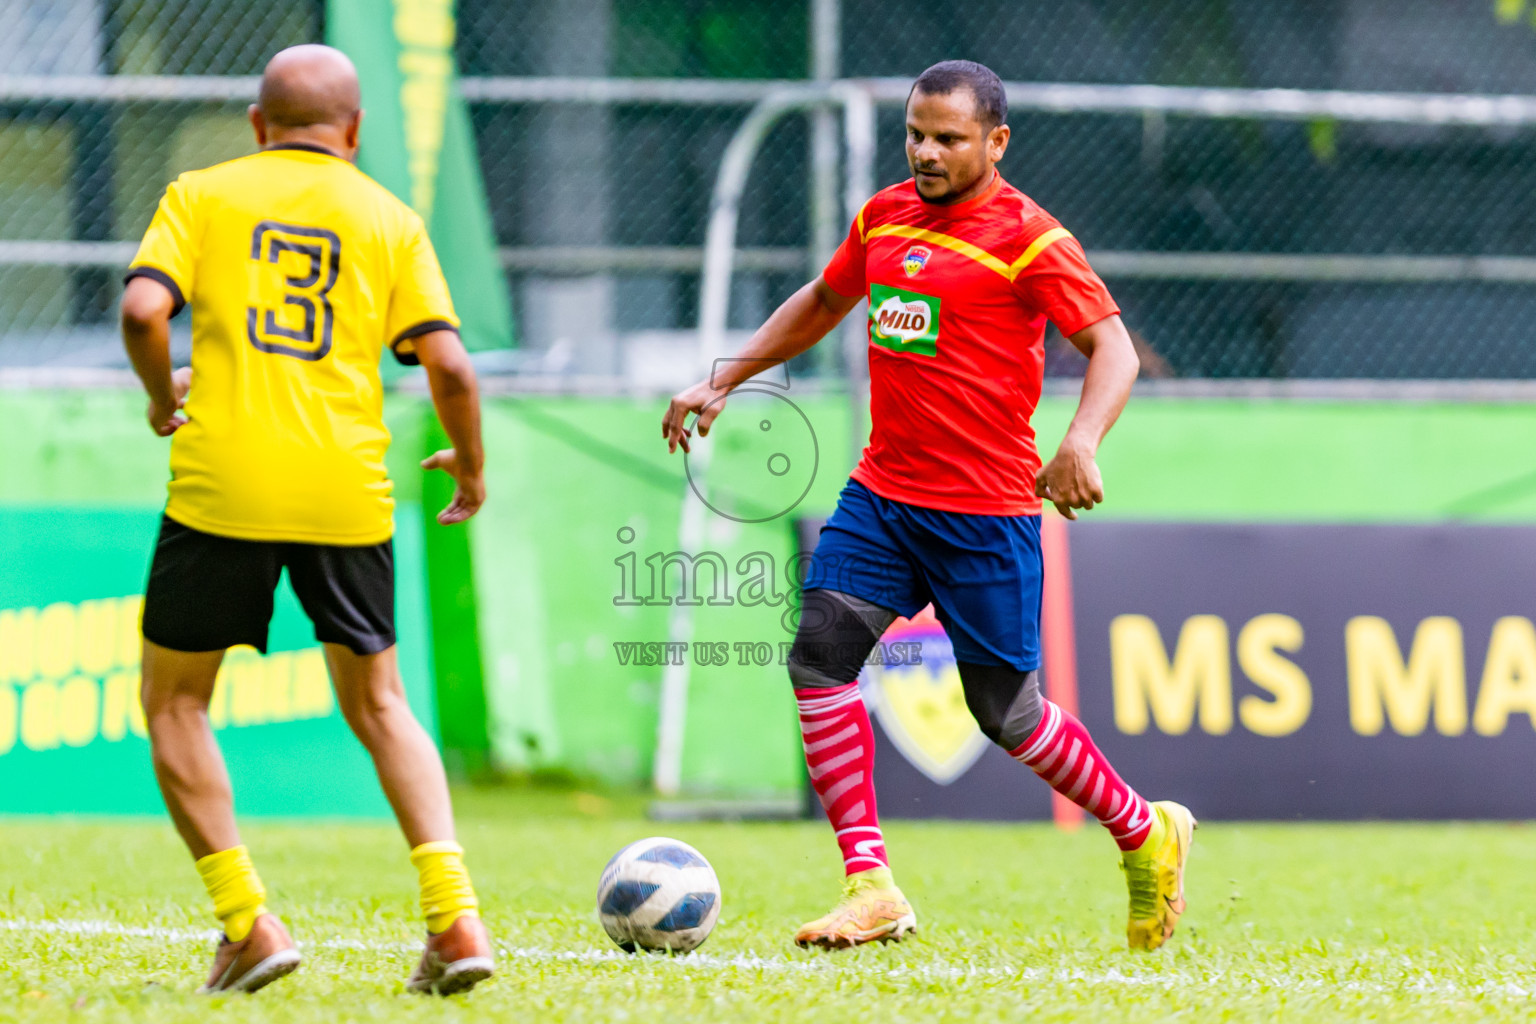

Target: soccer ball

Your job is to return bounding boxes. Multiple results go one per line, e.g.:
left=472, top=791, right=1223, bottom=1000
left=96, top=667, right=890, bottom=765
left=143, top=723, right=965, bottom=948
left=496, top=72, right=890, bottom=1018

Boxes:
left=596, top=836, right=721, bottom=953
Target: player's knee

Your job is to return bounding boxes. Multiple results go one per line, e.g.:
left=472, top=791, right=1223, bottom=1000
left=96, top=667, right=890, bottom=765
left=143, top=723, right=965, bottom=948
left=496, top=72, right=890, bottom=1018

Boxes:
left=787, top=637, right=868, bottom=689
left=995, top=672, right=1045, bottom=750
left=138, top=680, right=171, bottom=721
left=959, top=663, right=1043, bottom=750
left=787, top=589, right=896, bottom=689
left=786, top=646, right=837, bottom=689
left=139, top=684, right=207, bottom=725
left=337, top=687, right=407, bottom=743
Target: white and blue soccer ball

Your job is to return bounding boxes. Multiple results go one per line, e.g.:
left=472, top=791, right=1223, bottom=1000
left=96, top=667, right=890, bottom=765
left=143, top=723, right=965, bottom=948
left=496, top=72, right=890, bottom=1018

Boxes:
left=596, top=837, right=721, bottom=953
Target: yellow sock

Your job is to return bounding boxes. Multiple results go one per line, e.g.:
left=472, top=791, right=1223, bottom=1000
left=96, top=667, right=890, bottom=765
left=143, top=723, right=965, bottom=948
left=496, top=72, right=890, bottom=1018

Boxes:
left=410, top=841, right=479, bottom=935
left=195, top=845, right=268, bottom=942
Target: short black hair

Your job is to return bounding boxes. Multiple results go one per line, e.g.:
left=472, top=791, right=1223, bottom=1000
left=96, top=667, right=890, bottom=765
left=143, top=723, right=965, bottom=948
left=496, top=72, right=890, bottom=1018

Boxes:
left=908, top=60, right=1007, bottom=132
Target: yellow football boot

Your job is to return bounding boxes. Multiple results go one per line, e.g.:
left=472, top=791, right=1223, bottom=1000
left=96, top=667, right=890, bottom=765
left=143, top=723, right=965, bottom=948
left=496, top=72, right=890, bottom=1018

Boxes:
left=1121, top=800, right=1197, bottom=951
left=794, top=867, right=917, bottom=949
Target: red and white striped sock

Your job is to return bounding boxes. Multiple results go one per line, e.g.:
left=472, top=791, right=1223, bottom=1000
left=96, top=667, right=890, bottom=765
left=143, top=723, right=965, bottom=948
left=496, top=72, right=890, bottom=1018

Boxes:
left=795, top=682, right=889, bottom=875
left=1009, top=701, right=1154, bottom=851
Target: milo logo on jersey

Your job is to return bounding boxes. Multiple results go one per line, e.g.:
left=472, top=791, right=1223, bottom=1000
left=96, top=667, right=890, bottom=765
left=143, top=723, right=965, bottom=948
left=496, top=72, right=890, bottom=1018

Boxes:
left=868, top=283, right=940, bottom=357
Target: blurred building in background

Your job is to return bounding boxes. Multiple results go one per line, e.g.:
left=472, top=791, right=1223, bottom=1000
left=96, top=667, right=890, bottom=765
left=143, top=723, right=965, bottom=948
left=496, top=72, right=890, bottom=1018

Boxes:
left=6, top=0, right=1536, bottom=378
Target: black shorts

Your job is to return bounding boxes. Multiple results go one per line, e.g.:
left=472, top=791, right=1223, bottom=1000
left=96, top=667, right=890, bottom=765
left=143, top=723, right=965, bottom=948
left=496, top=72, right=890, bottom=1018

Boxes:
left=142, top=514, right=395, bottom=656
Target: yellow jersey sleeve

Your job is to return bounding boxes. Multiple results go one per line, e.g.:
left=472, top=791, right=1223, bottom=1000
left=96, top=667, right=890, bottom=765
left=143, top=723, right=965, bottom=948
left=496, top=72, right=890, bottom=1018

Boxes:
left=126, top=176, right=198, bottom=314
left=386, top=214, right=459, bottom=365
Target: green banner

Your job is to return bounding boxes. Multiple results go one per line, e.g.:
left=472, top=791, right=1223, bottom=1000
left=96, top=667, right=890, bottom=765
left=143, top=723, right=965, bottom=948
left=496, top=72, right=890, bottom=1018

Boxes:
left=14, top=389, right=1536, bottom=798
left=326, top=0, right=515, bottom=353
left=0, top=507, right=436, bottom=817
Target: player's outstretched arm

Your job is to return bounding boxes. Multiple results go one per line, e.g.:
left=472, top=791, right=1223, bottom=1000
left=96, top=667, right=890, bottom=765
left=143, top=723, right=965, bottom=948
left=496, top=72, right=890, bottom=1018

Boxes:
left=121, top=276, right=191, bottom=436
left=1035, top=313, right=1139, bottom=520
left=662, top=276, right=859, bottom=454
left=415, top=329, right=486, bottom=525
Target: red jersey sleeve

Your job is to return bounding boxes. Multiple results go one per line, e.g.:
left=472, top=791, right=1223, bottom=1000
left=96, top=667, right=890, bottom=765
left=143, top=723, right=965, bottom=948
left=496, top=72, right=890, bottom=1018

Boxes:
left=1012, top=230, right=1120, bottom=336
left=821, top=203, right=870, bottom=298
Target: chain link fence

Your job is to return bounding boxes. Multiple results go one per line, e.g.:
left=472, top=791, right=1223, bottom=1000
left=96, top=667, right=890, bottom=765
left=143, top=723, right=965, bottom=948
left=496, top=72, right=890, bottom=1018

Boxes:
left=5, top=0, right=1536, bottom=378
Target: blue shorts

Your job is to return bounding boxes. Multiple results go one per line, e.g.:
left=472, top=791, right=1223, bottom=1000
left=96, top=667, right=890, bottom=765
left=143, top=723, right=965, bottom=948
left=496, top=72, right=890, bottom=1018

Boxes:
left=801, top=479, right=1043, bottom=671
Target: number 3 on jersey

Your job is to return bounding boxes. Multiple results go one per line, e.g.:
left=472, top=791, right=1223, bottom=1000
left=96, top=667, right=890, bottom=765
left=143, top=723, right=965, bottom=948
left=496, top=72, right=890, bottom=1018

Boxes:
left=247, top=220, right=341, bottom=361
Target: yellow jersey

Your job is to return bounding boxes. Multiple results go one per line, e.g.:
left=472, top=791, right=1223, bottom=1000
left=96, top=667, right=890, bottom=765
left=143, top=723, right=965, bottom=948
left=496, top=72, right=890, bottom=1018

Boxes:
left=127, top=143, right=458, bottom=546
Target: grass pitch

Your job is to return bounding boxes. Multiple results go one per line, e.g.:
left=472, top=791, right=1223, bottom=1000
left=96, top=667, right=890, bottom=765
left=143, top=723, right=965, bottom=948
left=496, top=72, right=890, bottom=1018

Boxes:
left=4, top=786, right=1536, bottom=1023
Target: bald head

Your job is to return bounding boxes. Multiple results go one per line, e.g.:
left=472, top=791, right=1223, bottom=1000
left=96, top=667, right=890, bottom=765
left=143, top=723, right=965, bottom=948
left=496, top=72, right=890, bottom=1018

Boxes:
left=249, top=45, right=362, bottom=159
left=259, top=45, right=360, bottom=129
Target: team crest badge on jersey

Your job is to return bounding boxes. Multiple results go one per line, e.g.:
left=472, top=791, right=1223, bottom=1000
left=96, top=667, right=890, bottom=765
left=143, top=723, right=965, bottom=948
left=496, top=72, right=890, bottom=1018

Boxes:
left=902, top=245, right=931, bottom=277
left=860, top=614, right=987, bottom=785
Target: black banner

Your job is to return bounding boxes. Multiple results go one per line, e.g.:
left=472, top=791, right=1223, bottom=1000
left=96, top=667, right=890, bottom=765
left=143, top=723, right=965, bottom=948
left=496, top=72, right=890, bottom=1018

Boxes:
left=798, top=519, right=1536, bottom=821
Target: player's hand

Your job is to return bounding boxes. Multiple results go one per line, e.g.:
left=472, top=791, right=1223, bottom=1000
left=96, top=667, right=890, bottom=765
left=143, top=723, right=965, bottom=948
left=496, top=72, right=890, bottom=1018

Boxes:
left=147, top=367, right=193, bottom=437
left=172, top=366, right=193, bottom=404
left=662, top=378, right=731, bottom=455
left=422, top=448, right=486, bottom=525
left=1035, top=436, right=1104, bottom=520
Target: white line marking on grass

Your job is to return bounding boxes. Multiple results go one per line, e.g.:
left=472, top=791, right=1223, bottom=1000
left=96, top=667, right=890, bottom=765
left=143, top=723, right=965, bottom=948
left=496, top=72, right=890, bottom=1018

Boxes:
left=3, top=917, right=1533, bottom=1003
left=0, top=918, right=217, bottom=943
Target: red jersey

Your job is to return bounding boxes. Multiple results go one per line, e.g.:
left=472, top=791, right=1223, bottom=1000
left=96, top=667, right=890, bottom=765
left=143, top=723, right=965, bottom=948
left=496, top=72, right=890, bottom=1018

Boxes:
left=822, top=172, right=1119, bottom=515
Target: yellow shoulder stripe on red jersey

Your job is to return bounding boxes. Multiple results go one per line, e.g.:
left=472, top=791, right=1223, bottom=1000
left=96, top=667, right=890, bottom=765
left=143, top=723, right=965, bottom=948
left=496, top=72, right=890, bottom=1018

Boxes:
left=864, top=223, right=1011, bottom=277
left=1006, top=227, right=1074, bottom=279
left=863, top=222, right=1075, bottom=282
